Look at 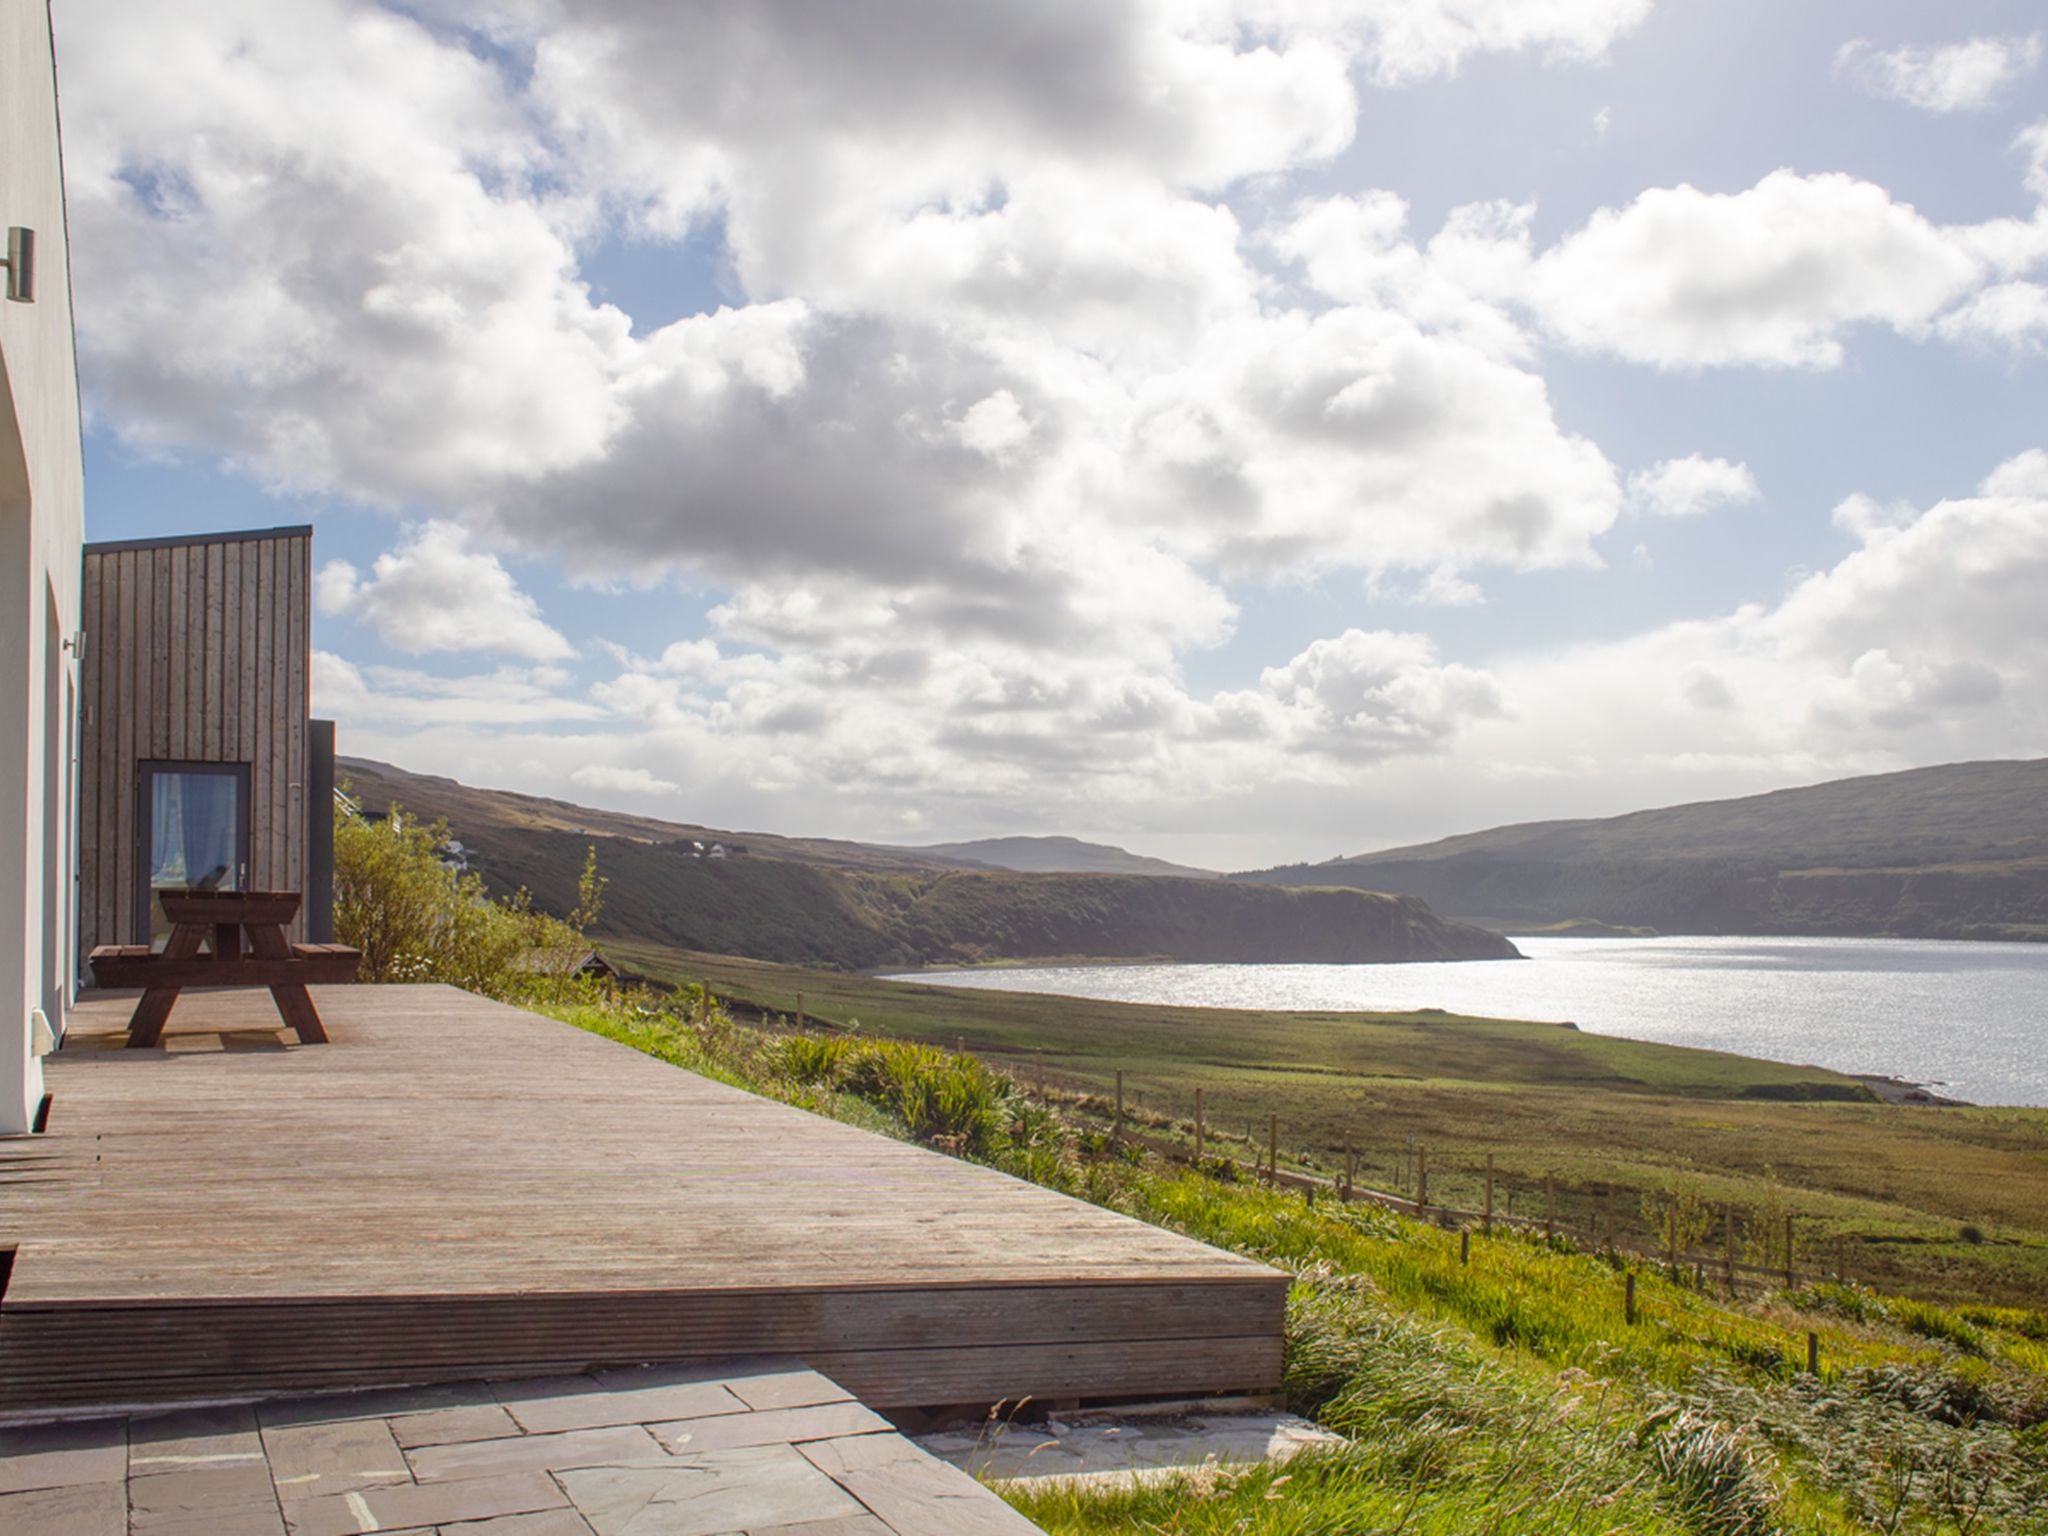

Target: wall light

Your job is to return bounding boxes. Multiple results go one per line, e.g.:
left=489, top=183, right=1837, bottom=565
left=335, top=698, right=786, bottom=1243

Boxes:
left=3, top=227, right=35, bottom=302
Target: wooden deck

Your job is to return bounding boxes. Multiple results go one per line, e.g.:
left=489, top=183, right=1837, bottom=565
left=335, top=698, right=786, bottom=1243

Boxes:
left=0, top=985, right=1285, bottom=1418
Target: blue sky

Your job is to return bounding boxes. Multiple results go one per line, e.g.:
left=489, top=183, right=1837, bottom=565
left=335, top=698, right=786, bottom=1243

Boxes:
left=63, top=0, right=2048, bottom=868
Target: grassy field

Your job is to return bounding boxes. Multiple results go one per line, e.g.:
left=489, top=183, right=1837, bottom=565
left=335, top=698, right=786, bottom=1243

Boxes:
left=606, top=941, right=2048, bottom=1305
left=532, top=980, right=2048, bottom=1535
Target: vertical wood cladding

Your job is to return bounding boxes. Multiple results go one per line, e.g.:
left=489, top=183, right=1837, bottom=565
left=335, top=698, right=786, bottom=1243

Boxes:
left=79, top=528, right=312, bottom=955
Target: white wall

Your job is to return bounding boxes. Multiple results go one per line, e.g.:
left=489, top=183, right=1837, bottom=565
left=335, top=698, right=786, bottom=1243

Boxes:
left=0, top=0, right=84, bottom=1135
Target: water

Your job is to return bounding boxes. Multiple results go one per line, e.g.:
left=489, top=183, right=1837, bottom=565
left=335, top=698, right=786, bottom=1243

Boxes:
left=887, top=936, right=2048, bottom=1106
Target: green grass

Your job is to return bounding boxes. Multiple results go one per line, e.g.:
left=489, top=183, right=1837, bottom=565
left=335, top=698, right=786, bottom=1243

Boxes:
left=605, top=944, right=2048, bottom=1306
left=529, top=978, right=2048, bottom=1536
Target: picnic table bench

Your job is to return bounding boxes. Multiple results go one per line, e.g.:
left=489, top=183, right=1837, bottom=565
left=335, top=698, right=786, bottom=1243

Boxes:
left=88, top=890, right=360, bottom=1048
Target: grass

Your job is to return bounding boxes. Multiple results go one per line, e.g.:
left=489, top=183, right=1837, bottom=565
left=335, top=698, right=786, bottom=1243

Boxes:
left=604, top=943, right=2048, bottom=1306
left=528, top=976, right=2048, bottom=1536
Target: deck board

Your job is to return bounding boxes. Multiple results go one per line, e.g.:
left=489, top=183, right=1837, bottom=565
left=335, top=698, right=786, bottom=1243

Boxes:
left=0, top=986, right=1284, bottom=1415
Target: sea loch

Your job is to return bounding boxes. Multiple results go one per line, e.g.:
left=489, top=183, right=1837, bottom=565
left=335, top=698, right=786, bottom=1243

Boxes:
left=895, top=935, right=2048, bottom=1107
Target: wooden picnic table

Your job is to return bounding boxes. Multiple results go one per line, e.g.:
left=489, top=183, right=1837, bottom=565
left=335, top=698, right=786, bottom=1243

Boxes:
left=89, top=890, right=360, bottom=1048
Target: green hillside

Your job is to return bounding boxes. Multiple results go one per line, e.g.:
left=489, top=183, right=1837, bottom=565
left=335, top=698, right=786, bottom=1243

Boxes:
left=1239, top=758, right=2048, bottom=940
left=340, top=757, right=1513, bottom=967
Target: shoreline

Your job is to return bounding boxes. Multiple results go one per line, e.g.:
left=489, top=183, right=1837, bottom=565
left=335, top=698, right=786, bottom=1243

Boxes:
left=1853, top=1073, right=1972, bottom=1107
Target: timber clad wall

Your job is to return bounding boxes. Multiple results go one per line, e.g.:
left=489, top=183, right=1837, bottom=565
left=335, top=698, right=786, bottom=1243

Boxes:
left=79, top=527, right=313, bottom=955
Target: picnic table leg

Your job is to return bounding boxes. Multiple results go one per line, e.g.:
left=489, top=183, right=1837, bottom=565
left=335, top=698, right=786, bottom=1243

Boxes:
left=126, top=987, right=182, bottom=1048
left=127, top=920, right=210, bottom=1048
left=247, top=920, right=330, bottom=1043
left=269, top=984, right=329, bottom=1044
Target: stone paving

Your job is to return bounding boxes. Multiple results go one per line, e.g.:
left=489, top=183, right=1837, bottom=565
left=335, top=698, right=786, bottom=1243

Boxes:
left=920, top=1409, right=1343, bottom=1490
left=0, top=1359, right=1044, bottom=1536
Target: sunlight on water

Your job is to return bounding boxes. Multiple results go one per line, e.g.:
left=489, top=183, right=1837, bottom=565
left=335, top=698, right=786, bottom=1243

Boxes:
left=889, top=936, right=2048, bottom=1106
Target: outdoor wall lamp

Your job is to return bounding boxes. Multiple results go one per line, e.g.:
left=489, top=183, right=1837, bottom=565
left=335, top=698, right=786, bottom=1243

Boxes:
left=3, top=226, right=35, bottom=302
left=63, top=630, right=87, bottom=660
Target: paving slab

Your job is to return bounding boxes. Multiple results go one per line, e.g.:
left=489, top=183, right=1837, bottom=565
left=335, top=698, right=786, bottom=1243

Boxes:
left=0, top=1481, right=126, bottom=1536
left=0, top=1361, right=1043, bottom=1536
left=388, top=1402, right=521, bottom=1449
left=560, top=1443, right=869, bottom=1536
left=436, top=1512, right=601, bottom=1536
left=407, top=1423, right=668, bottom=1483
left=0, top=1419, right=128, bottom=1494
left=129, top=1404, right=267, bottom=1471
left=800, top=1433, right=1045, bottom=1536
left=919, top=1408, right=1344, bottom=1489
left=720, top=1367, right=857, bottom=1413
left=648, top=1399, right=892, bottom=1456
left=495, top=1376, right=748, bottom=1435
left=262, top=1415, right=412, bottom=1498
left=283, top=1469, right=570, bottom=1536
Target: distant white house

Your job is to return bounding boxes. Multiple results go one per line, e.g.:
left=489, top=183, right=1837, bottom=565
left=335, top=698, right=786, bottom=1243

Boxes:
left=708, top=843, right=728, bottom=859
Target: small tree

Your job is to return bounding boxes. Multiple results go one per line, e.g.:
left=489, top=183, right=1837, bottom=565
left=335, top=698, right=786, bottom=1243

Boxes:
left=332, top=793, right=583, bottom=995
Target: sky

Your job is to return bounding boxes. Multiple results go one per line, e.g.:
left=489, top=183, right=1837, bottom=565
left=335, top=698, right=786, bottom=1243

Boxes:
left=54, top=0, right=2048, bottom=871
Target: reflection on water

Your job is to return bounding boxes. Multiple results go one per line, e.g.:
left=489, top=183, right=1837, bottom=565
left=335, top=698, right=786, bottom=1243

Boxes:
left=887, top=936, right=2048, bottom=1107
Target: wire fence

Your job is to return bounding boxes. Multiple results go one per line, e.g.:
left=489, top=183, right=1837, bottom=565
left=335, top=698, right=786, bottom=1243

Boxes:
left=1023, top=1055, right=1869, bottom=1301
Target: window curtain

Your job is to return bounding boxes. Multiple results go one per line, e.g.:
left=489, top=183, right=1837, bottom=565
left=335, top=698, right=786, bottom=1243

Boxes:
left=152, top=772, right=239, bottom=893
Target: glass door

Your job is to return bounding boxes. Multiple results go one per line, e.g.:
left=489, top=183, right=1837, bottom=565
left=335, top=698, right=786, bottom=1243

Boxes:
left=137, top=761, right=250, bottom=945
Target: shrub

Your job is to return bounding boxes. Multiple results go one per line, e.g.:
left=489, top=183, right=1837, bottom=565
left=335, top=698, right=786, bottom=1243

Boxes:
left=1642, top=1407, right=1780, bottom=1536
left=333, top=793, right=592, bottom=999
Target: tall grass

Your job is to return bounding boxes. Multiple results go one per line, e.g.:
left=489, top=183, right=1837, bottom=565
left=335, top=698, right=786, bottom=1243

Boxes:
left=523, top=979, right=2048, bottom=1536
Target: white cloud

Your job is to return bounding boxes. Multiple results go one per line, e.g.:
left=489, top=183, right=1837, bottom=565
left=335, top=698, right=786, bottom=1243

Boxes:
left=1526, top=171, right=1991, bottom=369
left=314, top=651, right=601, bottom=728
left=571, top=764, right=680, bottom=795
left=60, top=1, right=2048, bottom=861
left=317, top=522, right=573, bottom=661
left=1936, top=281, right=2048, bottom=353
left=1480, top=450, right=2048, bottom=779
left=1837, top=35, right=2042, bottom=113
left=1240, top=629, right=1502, bottom=756
left=1627, top=456, right=1761, bottom=518
left=2023, top=122, right=2048, bottom=200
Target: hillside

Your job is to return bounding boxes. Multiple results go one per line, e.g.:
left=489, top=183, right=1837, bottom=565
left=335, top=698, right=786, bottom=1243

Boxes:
left=1236, top=758, right=2048, bottom=941
left=339, top=757, right=1514, bottom=968
left=895, top=833, right=1218, bottom=879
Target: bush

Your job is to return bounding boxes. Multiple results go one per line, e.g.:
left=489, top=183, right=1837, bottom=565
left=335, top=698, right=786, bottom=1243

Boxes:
left=333, top=794, right=594, bottom=999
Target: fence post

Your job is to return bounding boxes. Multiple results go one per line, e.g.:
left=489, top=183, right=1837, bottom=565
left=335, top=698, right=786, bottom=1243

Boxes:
left=796, top=992, right=805, bottom=1029
left=1784, top=1213, right=1795, bottom=1290
left=1483, top=1154, right=1494, bottom=1235
left=1723, top=1205, right=1736, bottom=1298
left=1624, top=1271, right=1636, bottom=1326
left=1417, top=1145, right=1428, bottom=1208
left=1544, top=1175, right=1555, bottom=1243
left=1807, top=1331, right=1820, bottom=1375
left=1343, top=1144, right=1355, bottom=1201
left=1460, top=1229, right=1471, bottom=1266
left=1194, top=1088, right=1205, bottom=1162
left=1666, top=1193, right=1679, bottom=1275
left=1035, top=1049, right=1046, bottom=1103
left=1114, top=1070, right=1124, bottom=1140
left=1602, top=1188, right=1615, bottom=1257
left=1267, top=1113, right=1278, bottom=1186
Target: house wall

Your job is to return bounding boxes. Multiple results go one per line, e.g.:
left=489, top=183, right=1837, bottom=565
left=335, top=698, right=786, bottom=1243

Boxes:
left=79, top=528, right=313, bottom=955
left=0, top=0, right=85, bottom=1135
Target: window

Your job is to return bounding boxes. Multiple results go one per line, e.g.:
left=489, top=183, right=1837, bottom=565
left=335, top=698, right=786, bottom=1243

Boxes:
left=137, top=762, right=250, bottom=944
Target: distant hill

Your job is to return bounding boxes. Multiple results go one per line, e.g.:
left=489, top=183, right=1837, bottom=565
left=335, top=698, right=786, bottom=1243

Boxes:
left=1234, top=758, right=2048, bottom=942
left=339, top=757, right=1515, bottom=968
left=898, top=835, right=1218, bottom=880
